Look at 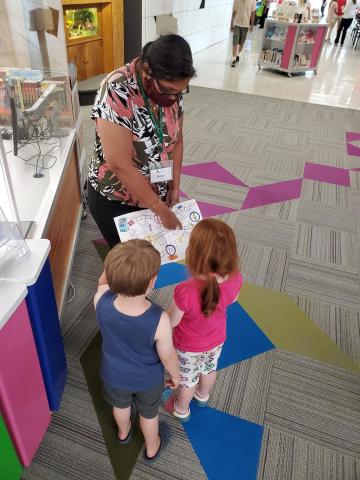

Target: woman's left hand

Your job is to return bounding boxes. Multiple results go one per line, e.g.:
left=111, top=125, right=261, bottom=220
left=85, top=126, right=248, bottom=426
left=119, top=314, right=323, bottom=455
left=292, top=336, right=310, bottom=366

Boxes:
left=166, top=186, right=180, bottom=207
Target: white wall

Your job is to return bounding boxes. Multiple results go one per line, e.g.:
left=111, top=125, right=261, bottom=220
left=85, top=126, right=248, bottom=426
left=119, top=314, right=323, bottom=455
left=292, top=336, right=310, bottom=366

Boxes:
left=142, top=0, right=233, bottom=54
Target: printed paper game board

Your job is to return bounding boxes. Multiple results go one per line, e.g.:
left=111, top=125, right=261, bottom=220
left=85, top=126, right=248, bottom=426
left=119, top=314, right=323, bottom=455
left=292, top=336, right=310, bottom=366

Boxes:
left=113, top=199, right=202, bottom=264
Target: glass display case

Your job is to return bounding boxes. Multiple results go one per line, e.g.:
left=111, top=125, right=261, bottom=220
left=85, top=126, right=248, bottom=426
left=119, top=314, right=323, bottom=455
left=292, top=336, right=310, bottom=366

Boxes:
left=0, top=0, right=76, bottom=239
left=0, top=0, right=83, bottom=311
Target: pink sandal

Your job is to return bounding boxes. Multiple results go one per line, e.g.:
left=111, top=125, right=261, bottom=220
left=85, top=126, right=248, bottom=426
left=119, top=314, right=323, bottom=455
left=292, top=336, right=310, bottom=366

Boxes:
left=162, top=388, right=191, bottom=423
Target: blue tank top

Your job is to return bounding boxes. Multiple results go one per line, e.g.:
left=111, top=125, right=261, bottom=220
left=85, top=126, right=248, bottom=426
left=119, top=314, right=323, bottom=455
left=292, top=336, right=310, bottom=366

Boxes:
left=96, top=290, right=164, bottom=391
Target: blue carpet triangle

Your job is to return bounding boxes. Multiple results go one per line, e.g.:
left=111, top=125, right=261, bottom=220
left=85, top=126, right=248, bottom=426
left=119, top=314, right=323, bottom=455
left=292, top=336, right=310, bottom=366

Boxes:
left=155, top=262, right=190, bottom=289
left=218, top=302, right=274, bottom=370
left=183, top=404, right=263, bottom=480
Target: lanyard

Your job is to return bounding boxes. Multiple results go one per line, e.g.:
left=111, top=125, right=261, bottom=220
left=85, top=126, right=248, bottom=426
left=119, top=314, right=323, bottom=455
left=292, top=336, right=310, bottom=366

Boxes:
left=137, top=74, right=164, bottom=152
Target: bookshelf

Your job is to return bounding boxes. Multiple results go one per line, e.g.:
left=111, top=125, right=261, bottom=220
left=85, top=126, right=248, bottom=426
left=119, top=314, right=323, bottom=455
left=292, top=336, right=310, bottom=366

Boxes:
left=258, top=19, right=327, bottom=77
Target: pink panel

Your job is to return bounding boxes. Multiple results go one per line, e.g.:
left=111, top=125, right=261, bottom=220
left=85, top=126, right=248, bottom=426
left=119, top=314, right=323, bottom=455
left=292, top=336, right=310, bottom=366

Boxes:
left=0, top=301, right=51, bottom=466
left=310, top=26, right=326, bottom=68
left=281, top=25, right=297, bottom=69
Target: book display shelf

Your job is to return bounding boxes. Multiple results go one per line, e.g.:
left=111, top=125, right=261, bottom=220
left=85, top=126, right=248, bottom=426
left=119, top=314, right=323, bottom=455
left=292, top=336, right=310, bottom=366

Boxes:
left=258, top=19, right=327, bottom=77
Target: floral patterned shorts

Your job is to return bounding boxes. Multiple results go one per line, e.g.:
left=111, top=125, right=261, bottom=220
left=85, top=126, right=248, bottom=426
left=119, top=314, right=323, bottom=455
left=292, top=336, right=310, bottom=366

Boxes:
left=176, top=344, right=224, bottom=388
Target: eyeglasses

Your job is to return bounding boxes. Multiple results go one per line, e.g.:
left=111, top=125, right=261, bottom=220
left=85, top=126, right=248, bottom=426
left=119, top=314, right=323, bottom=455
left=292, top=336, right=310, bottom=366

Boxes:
left=155, top=80, right=190, bottom=97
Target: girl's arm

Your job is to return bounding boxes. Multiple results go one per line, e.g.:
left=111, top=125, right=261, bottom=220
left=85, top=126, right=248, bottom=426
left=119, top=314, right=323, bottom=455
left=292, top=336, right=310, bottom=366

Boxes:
left=167, top=300, right=184, bottom=328
left=98, top=270, right=108, bottom=286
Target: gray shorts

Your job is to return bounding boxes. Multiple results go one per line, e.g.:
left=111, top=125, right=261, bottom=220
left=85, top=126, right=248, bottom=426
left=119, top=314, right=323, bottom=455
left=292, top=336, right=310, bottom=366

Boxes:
left=233, top=26, right=249, bottom=47
left=103, top=382, right=164, bottom=419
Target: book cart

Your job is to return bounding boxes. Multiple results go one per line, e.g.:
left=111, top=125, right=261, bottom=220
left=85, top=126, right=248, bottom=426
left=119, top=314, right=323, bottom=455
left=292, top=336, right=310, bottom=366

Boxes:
left=258, top=19, right=328, bottom=77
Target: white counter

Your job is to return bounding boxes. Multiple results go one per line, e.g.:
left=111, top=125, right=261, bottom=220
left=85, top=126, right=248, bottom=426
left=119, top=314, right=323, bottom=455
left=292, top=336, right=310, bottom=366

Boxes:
left=0, top=239, right=50, bottom=286
left=0, top=130, right=76, bottom=239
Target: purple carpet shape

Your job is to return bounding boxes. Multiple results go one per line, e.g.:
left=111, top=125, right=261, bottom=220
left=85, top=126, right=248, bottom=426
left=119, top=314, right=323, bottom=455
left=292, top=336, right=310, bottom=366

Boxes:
left=346, top=132, right=360, bottom=157
left=304, top=162, right=350, bottom=187
left=197, top=201, right=237, bottom=218
left=241, top=178, right=303, bottom=210
left=181, top=161, right=247, bottom=187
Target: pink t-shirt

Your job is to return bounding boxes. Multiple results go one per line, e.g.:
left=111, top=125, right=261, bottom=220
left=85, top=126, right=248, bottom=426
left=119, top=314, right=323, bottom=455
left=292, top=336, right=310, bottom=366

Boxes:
left=173, top=272, right=243, bottom=352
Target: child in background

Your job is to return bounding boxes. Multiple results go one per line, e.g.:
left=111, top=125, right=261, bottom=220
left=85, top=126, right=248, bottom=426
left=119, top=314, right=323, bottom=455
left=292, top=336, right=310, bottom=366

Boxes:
left=325, top=0, right=338, bottom=42
left=164, top=219, right=242, bottom=422
left=94, top=240, right=180, bottom=463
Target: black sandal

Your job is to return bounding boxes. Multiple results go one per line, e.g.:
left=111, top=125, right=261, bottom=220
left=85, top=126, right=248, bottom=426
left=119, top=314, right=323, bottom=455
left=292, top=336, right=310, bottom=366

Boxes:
left=116, top=405, right=136, bottom=445
left=143, top=422, right=171, bottom=464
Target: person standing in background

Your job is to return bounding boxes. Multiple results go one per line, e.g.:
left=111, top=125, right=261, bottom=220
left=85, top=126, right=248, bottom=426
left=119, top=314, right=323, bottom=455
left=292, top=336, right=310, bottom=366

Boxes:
left=325, top=0, right=339, bottom=42
left=230, top=0, right=256, bottom=67
left=321, top=0, right=327, bottom=17
left=259, top=0, right=271, bottom=28
left=335, top=0, right=360, bottom=45
left=335, top=0, right=346, bottom=28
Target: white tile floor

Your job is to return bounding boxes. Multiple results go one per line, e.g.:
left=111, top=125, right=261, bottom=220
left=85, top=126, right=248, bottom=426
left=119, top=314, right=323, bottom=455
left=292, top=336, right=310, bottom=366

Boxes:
left=191, top=27, right=360, bottom=109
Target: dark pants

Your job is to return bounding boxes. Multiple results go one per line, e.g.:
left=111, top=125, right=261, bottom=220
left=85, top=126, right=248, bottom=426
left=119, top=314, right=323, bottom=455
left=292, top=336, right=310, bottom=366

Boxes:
left=259, top=7, right=269, bottom=29
left=321, top=0, right=327, bottom=18
left=335, top=18, right=353, bottom=45
left=87, top=182, right=142, bottom=248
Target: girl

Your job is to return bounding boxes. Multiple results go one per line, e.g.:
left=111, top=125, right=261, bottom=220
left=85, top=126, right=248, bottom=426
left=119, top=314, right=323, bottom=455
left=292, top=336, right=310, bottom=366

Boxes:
left=325, top=0, right=339, bottom=42
left=163, top=218, right=242, bottom=422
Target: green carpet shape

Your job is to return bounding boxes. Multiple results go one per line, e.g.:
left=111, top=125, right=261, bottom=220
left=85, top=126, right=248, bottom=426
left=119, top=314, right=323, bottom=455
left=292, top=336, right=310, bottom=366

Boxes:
left=239, top=283, right=360, bottom=373
left=80, top=333, right=144, bottom=479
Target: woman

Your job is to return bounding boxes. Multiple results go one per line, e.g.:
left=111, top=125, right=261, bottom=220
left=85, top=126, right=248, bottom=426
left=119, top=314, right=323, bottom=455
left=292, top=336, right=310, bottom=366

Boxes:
left=335, top=0, right=360, bottom=46
left=88, top=34, right=196, bottom=248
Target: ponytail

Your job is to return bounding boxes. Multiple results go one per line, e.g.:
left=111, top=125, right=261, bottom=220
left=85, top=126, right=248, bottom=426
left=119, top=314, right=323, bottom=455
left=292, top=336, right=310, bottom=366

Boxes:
left=200, top=276, right=220, bottom=317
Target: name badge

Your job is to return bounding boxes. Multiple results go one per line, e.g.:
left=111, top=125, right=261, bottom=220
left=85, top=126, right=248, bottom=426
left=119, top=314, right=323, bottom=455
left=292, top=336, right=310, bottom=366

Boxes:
left=149, top=160, right=173, bottom=184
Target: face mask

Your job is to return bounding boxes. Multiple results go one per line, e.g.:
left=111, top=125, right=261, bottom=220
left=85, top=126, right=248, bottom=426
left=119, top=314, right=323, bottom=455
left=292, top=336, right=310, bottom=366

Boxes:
left=143, top=77, right=178, bottom=108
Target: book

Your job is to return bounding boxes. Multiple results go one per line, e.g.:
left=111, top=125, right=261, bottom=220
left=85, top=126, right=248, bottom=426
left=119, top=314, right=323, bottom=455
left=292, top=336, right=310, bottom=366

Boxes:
left=260, top=48, right=283, bottom=65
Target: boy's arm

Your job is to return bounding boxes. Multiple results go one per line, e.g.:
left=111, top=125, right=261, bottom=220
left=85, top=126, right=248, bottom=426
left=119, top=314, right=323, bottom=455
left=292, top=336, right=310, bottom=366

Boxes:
left=94, top=271, right=110, bottom=309
left=167, top=300, right=184, bottom=328
left=155, top=312, right=180, bottom=389
left=98, top=270, right=108, bottom=286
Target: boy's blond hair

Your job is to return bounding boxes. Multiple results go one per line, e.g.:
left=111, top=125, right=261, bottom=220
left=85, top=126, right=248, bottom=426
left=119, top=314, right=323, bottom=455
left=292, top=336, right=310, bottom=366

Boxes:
left=104, top=240, right=160, bottom=296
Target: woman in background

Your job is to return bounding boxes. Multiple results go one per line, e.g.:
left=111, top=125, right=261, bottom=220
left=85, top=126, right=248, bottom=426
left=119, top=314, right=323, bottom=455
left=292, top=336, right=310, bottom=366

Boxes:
left=335, top=0, right=360, bottom=46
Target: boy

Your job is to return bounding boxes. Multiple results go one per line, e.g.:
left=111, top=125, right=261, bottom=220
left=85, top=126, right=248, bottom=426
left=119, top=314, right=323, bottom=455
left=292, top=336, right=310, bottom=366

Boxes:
left=94, top=239, right=180, bottom=463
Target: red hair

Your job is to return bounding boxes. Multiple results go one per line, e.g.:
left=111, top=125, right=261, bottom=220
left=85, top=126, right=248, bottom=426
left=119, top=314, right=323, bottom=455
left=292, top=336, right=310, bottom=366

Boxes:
left=186, top=218, right=240, bottom=316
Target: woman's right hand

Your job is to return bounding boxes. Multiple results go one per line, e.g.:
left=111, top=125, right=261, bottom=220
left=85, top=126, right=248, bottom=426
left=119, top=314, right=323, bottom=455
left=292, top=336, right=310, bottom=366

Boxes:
left=156, top=203, right=182, bottom=230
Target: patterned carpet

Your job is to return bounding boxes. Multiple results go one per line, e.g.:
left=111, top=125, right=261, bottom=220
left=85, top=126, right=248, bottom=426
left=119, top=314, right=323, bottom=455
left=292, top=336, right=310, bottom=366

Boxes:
left=21, top=87, right=360, bottom=479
